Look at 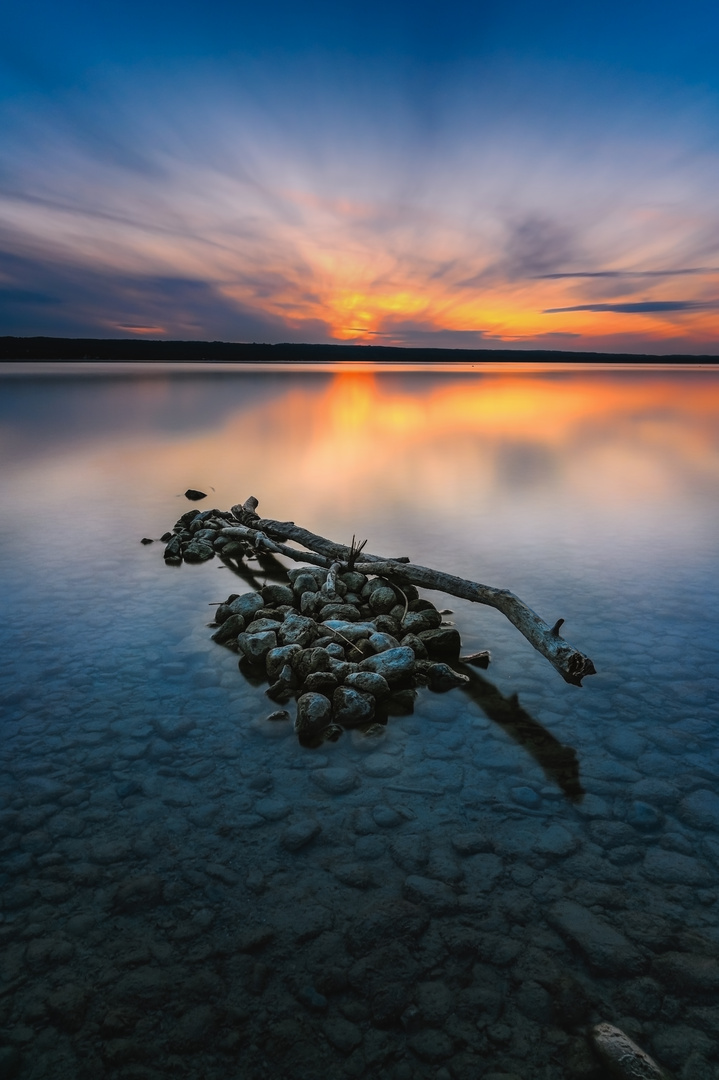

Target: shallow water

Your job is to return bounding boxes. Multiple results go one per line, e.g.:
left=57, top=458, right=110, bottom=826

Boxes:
left=1, top=361, right=719, bottom=1080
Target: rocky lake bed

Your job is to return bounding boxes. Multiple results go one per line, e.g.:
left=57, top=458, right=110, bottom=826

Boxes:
left=1, top=497, right=718, bottom=1080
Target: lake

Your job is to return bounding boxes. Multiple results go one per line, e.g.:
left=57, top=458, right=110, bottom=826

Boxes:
left=1, top=360, right=718, bottom=1080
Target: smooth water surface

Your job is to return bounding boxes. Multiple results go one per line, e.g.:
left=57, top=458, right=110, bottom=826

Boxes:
left=1, top=363, right=719, bottom=1080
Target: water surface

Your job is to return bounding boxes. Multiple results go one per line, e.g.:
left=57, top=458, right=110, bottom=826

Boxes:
left=1, top=363, right=718, bottom=1080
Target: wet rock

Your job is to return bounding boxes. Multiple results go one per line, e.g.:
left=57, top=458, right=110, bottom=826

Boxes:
left=183, top=539, right=215, bottom=562
left=311, top=766, right=358, bottom=794
left=45, top=984, right=89, bottom=1031
left=163, top=535, right=182, bottom=562
left=184, top=489, right=207, bottom=500
left=281, top=820, right=322, bottom=851
left=297, top=984, right=328, bottom=1011
left=237, top=629, right=277, bottom=664
left=228, top=592, right=265, bottom=620
left=643, top=849, right=713, bottom=885
left=372, top=981, right=410, bottom=1026
left=408, top=1028, right=455, bottom=1062
left=333, top=687, right=375, bottom=727
left=346, top=899, right=429, bottom=956
left=344, top=671, right=391, bottom=698
left=359, top=646, right=415, bottom=683
left=293, top=645, right=332, bottom=682
left=590, top=1022, right=672, bottom=1080
left=320, top=603, right=362, bottom=622
left=292, top=570, right=320, bottom=594
left=266, top=643, right=302, bottom=680
left=627, top=801, right=663, bottom=830
left=295, top=693, right=332, bottom=735
left=368, top=586, right=397, bottom=614
left=548, top=900, right=644, bottom=974
left=261, top=583, right=295, bottom=607
left=452, top=831, right=493, bottom=855
left=244, top=616, right=282, bottom=635
left=26, top=937, right=75, bottom=971
left=399, top=632, right=429, bottom=658
left=363, top=755, right=401, bottom=778
left=399, top=610, right=436, bottom=635
left=323, top=619, right=373, bottom=643
left=678, top=789, right=719, bottom=830
left=652, top=951, right=719, bottom=994
left=112, top=874, right=164, bottom=912
left=372, top=805, right=403, bottom=828
left=403, top=874, right=458, bottom=913
left=0, top=1047, right=21, bottom=1078
left=418, top=627, right=462, bottom=659
left=303, top=670, right=339, bottom=695
left=416, top=981, right=454, bottom=1024
left=424, top=662, right=469, bottom=691
left=391, top=835, right=429, bottom=873
left=324, top=1016, right=362, bottom=1053
left=535, top=823, right=578, bottom=856
left=333, top=863, right=377, bottom=889
left=211, top=612, right=246, bottom=644
left=368, top=631, right=400, bottom=653
left=279, top=613, right=318, bottom=647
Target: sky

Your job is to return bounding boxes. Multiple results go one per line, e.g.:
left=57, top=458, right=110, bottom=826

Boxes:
left=1, top=0, right=719, bottom=352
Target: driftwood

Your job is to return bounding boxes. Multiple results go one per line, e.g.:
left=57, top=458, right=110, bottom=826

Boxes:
left=220, top=497, right=596, bottom=686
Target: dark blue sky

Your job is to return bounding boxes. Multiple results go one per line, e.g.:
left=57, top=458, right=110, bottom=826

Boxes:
left=2, top=0, right=719, bottom=350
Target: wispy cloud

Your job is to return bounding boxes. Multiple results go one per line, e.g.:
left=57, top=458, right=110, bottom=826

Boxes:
left=543, top=300, right=717, bottom=314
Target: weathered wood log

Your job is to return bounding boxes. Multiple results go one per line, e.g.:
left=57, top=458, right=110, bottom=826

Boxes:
left=222, top=499, right=597, bottom=686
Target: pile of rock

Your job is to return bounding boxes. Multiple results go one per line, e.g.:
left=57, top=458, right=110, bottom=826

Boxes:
left=162, top=507, right=241, bottom=565
left=162, top=506, right=474, bottom=743
left=210, top=566, right=470, bottom=743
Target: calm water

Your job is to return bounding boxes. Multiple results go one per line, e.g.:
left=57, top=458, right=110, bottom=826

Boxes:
left=1, top=362, right=719, bottom=1080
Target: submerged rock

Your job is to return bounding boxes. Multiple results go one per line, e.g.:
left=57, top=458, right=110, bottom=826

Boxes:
left=589, top=1022, right=672, bottom=1080
left=295, top=692, right=332, bottom=735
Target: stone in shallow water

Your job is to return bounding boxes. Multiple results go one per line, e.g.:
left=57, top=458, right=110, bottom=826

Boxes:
left=678, top=788, right=719, bottom=830
left=590, top=1021, right=672, bottom=1080
left=643, top=848, right=713, bottom=885
left=548, top=899, right=644, bottom=974
left=237, top=629, right=277, bottom=664
left=652, top=951, right=719, bottom=993
left=228, top=592, right=264, bottom=620
left=311, top=767, right=358, bottom=794
left=294, top=692, right=332, bottom=735
left=329, top=686, right=372, bottom=727
left=281, top=819, right=322, bottom=851
left=403, top=875, right=459, bottom=914
left=363, top=755, right=401, bottom=779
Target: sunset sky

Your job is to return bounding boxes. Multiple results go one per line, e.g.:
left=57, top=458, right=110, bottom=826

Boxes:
left=2, top=0, right=719, bottom=352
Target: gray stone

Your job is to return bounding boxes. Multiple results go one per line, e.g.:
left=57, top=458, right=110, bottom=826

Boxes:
left=303, top=671, right=338, bottom=695
left=293, top=646, right=332, bottom=683
left=323, top=620, right=373, bottom=643
left=643, top=849, right=713, bottom=885
left=311, top=767, right=358, bottom=794
left=183, top=539, right=215, bottom=562
left=324, top=1017, right=363, bottom=1053
left=372, top=805, right=403, bottom=828
left=359, top=646, right=416, bottom=683
left=281, top=820, right=322, bottom=851
left=346, top=898, right=429, bottom=956
left=243, top=616, right=282, bottom=635
left=295, top=693, right=332, bottom=735
left=363, top=755, right=401, bottom=778
left=652, top=951, right=719, bottom=993
left=400, top=633, right=429, bottom=658
left=590, top=1022, right=672, bottom=1080
left=678, top=789, right=719, bottom=830
left=548, top=900, right=644, bottom=974
left=333, top=687, right=375, bottom=727
left=408, top=1028, right=455, bottom=1062
left=291, top=570, right=320, bottom=594
left=211, top=612, right=246, bottom=644
left=626, top=801, right=663, bottom=830
left=424, top=662, right=469, bottom=691
left=266, top=644, right=302, bottom=680
left=403, top=874, right=459, bottom=913
left=228, top=592, right=265, bottom=620
left=368, top=631, right=401, bottom=653
left=261, top=583, right=295, bottom=607
left=320, top=603, right=362, bottom=622
left=344, top=671, right=391, bottom=698
left=534, top=823, right=578, bottom=856
left=237, top=629, right=277, bottom=664
left=451, top=832, right=492, bottom=855
left=279, top=614, right=318, bottom=647
left=399, top=611, right=435, bottom=635
left=418, top=627, right=462, bottom=659
left=368, top=587, right=397, bottom=614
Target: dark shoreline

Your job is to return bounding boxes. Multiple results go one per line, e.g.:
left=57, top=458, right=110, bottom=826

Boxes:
left=1, top=336, right=718, bottom=363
